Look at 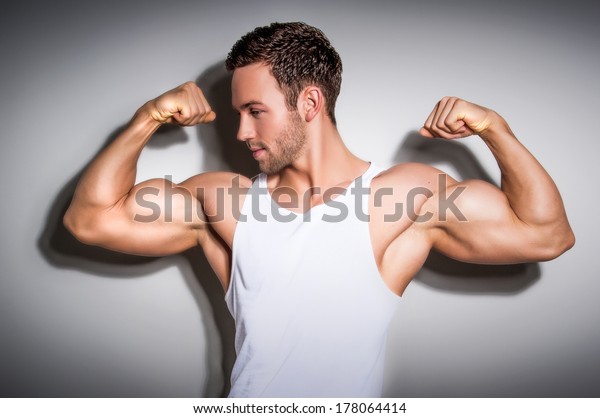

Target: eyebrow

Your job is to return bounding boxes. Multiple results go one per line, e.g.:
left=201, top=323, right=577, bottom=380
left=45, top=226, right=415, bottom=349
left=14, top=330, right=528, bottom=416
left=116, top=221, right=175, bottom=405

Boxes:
left=233, top=100, right=265, bottom=111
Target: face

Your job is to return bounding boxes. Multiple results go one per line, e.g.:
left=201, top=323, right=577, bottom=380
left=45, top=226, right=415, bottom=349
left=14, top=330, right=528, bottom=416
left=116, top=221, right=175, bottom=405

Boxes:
left=232, top=63, right=307, bottom=174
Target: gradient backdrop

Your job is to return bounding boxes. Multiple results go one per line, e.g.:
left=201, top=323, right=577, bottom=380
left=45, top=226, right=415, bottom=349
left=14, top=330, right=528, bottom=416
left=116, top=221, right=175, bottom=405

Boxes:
left=1, top=0, right=598, bottom=397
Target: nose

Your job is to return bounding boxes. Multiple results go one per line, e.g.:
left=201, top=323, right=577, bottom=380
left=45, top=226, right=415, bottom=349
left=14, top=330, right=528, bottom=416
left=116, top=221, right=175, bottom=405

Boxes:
left=236, top=115, right=255, bottom=142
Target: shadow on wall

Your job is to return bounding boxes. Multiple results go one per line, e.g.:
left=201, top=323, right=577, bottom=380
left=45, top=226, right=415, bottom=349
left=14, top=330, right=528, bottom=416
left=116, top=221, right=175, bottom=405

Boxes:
left=395, top=132, right=540, bottom=294
left=36, top=61, right=251, bottom=397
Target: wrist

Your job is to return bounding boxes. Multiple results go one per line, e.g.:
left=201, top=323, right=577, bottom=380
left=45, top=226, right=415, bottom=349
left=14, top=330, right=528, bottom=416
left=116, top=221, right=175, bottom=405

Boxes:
left=131, top=103, right=163, bottom=132
left=479, top=111, right=513, bottom=143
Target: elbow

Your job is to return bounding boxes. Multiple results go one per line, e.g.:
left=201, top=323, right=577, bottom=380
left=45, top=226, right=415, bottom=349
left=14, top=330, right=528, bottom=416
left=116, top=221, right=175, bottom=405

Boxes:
left=558, top=228, right=576, bottom=256
left=63, top=208, right=102, bottom=245
left=534, top=226, right=575, bottom=261
left=563, top=228, right=576, bottom=253
left=63, top=208, right=78, bottom=237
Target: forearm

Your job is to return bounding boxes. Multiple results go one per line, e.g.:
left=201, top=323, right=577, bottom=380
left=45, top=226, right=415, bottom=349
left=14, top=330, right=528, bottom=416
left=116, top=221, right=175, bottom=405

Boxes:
left=65, top=107, right=159, bottom=223
left=481, top=115, right=571, bottom=231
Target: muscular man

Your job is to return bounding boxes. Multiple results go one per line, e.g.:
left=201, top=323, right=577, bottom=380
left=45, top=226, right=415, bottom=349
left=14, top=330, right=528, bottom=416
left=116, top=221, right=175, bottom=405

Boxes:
left=64, top=22, right=574, bottom=397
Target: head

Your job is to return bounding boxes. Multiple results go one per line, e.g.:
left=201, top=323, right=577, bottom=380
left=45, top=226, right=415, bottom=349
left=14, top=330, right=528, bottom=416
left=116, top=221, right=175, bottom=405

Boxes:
left=226, top=22, right=343, bottom=125
left=229, top=62, right=308, bottom=174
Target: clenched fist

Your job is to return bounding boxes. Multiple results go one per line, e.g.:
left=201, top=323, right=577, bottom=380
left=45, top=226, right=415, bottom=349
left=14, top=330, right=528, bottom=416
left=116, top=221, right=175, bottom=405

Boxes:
left=419, top=96, right=505, bottom=140
left=143, top=82, right=216, bottom=126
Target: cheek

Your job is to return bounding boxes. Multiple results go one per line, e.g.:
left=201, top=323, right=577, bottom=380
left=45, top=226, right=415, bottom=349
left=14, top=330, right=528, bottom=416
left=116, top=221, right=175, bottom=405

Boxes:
left=257, top=120, right=278, bottom=139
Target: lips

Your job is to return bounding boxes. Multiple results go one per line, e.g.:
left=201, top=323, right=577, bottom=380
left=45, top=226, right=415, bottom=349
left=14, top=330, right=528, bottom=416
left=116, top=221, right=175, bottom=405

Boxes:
left=248, top=144, right=266, bottom=159
left=252, top=148, right=265, bottom=159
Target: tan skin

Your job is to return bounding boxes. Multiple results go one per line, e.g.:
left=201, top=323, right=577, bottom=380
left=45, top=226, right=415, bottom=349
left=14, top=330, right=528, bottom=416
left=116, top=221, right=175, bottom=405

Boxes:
left=64, top=63, right=575, bottom=296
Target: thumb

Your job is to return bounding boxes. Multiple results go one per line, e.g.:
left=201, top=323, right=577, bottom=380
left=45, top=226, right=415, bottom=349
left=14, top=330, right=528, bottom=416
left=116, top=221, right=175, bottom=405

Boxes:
left=204, top=110, right=217, bottom=123
left=419, top=127, right=435, bottom=138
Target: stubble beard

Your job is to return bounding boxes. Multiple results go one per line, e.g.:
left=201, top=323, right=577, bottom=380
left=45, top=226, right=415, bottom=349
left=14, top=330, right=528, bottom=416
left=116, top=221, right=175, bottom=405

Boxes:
left=259, top=111, right=307, bottom=175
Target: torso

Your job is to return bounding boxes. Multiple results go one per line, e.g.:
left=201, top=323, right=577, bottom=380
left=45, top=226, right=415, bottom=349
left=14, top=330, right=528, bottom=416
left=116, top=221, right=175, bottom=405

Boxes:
left=195, top=162, right=441, bottom=296
left=224, top=164, right=400, bottom=397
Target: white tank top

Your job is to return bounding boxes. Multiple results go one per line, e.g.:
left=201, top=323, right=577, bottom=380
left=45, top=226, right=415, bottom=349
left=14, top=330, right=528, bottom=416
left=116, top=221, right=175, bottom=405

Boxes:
left=225, top=164, right=400, bottom=397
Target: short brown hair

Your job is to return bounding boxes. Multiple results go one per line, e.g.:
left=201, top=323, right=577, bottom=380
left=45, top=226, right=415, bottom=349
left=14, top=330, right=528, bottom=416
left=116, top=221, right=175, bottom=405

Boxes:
left=226, top=22, right=343, bottom=124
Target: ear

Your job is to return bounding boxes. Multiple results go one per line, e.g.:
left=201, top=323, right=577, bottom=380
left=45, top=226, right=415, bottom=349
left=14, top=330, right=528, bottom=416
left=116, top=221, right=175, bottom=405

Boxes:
left=299, top=86, right=324, bottom=123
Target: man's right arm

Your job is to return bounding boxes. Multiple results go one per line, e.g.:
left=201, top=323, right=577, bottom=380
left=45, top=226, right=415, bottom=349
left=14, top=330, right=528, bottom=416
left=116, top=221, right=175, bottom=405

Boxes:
left=64, top=82, right=216, bottom=256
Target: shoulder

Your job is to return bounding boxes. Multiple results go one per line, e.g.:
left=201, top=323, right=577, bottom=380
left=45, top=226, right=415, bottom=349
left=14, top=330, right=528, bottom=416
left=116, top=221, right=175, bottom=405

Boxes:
left=368, top=162, right=464, bottom=234
left=372, top=162, right=451, bottom=194
left=368, top=163, right=450, bottom=235
left=180, top=171, right=254, bottom=248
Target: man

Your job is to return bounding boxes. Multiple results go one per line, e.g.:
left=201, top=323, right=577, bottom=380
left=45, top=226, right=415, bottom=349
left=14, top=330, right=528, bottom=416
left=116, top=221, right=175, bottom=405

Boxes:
left=64, top=22, right=574, bottom=397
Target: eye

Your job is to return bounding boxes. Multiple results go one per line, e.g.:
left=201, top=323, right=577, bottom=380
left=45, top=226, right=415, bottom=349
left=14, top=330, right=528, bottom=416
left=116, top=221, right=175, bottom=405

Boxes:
left=250, top=109, right=263, bottom=118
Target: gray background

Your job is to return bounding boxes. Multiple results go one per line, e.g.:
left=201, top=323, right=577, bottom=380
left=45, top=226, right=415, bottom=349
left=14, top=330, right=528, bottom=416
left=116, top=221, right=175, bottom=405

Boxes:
left=1, top=0, right=597, bottom=397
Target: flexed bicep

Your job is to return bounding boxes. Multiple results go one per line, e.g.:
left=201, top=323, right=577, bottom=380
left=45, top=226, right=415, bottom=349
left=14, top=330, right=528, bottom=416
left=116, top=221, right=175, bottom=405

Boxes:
left=75, top=177, right=207, bottom=257
left=424, top=179, right=560, bottom=264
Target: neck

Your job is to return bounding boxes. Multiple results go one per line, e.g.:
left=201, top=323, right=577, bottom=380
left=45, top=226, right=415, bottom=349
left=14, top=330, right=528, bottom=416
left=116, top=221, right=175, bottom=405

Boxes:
left=271, top=120, right=369, bottom=196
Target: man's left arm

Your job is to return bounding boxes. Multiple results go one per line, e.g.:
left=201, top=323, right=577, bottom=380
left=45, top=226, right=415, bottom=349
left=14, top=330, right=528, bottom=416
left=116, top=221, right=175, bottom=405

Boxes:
left=418, top=96, right=575, bottom=263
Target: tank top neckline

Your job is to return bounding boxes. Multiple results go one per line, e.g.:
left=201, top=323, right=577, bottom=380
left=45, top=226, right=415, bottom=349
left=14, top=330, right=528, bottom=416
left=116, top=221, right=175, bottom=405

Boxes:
left=258, top=163, right=378, bottom=216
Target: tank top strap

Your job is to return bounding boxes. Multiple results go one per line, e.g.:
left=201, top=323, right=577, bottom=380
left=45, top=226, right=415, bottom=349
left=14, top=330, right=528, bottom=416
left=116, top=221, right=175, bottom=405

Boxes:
left=361, top=163, right=386, bottom=186
left=257, top=172, right=268, bottom=189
